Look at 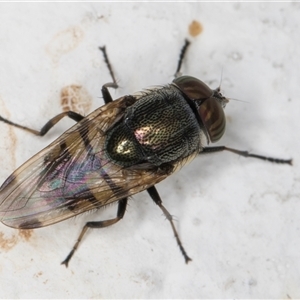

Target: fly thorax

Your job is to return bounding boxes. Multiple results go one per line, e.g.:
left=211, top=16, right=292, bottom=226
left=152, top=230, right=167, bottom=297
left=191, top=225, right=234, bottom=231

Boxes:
left=105, top=86, right=202, bottom=167
left=105, top=124, right=144, bottom=166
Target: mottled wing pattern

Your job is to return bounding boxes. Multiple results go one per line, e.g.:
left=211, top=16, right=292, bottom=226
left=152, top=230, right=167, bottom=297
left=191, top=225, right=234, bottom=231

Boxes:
left=0, top=97, right=171, bottom=229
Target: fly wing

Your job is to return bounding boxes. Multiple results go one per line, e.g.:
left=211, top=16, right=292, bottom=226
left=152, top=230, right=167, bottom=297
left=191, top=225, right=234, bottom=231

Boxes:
left=0, top=97, right=172, bottom=229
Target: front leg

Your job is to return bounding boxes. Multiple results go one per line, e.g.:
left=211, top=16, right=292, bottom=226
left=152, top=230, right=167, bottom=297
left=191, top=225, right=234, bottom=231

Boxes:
left=99, top=46, right=118, bottom=104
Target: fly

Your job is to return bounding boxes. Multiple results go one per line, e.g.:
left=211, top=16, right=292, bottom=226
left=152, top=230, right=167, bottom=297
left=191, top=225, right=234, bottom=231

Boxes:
left=0, top=40, right=292, bottom=267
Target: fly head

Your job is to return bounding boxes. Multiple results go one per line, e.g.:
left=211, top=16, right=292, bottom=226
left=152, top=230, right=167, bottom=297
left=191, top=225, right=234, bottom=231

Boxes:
left=173, top=75, right=229, bottom=144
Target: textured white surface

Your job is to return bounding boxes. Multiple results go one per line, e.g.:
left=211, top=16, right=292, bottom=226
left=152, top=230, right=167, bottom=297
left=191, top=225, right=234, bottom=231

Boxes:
left=0, top=2, right=299, bottom=298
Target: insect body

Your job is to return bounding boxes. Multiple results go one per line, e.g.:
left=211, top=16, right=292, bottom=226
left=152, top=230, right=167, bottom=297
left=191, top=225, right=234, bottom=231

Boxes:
left=0, top=41, right=292, bottom=267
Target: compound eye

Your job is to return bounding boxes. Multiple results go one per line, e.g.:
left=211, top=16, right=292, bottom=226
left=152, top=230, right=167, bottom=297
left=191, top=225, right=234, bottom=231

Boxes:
left=173, top=76, right=213, bottom=100
left=199, top=97, right=226, bottom=143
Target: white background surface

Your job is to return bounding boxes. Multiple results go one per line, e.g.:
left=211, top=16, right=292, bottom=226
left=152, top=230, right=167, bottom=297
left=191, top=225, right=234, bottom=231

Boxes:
left=0, top=2, right=299, bottom=298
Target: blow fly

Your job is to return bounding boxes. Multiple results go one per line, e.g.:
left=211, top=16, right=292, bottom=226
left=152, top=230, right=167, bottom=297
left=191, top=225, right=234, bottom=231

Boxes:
left=0, top=40, right=292, bottom=267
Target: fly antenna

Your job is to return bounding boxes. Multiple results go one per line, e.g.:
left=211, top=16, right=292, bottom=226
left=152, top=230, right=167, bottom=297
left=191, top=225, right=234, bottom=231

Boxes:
left=217, top=69, right=248, bottom=103
left=229, top=97, right=249, bottom=104
left=215, top=66, right=224, bottom=92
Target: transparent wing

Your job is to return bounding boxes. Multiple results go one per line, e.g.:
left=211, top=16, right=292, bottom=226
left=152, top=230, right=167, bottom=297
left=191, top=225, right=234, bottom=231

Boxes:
left=0, top=97, right=171, bottom=229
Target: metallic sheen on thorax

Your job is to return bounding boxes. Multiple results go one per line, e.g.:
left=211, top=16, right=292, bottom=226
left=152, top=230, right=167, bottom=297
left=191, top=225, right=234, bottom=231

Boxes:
left=105, top=85, right=202, bottom=167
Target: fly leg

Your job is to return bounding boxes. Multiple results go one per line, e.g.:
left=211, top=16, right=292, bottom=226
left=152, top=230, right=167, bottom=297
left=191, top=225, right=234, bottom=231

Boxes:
left=174, top=39, right=191, bottom=78
left=0, top=45, right=118, bottom=133
left=201, top=146, right=292, bottom=165
left=61, top=197, right=128, bottom=267
left=1, top=45, right=120, bottom=133
left=0, top=111, right=84, bottom=136
left=147, top=186, right=192, bottom=264
left=99, top=46, right=118, bottom=104
left=99, top=40, right=191, bottom=104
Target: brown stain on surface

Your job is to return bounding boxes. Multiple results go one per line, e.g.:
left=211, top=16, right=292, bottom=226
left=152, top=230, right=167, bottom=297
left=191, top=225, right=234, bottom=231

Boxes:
left=46, top=26, right=85, bottom=64
left=33, top=271, right=43, bottom=278
left=61, top=85, right=92, bottom=115
left=189, top=20, right=203, bottom=37
left=0, top=229, right=33, bottom=252
left=0, top=232, right=18, bottom=251
left=18, top=229, right=33, bottom=241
